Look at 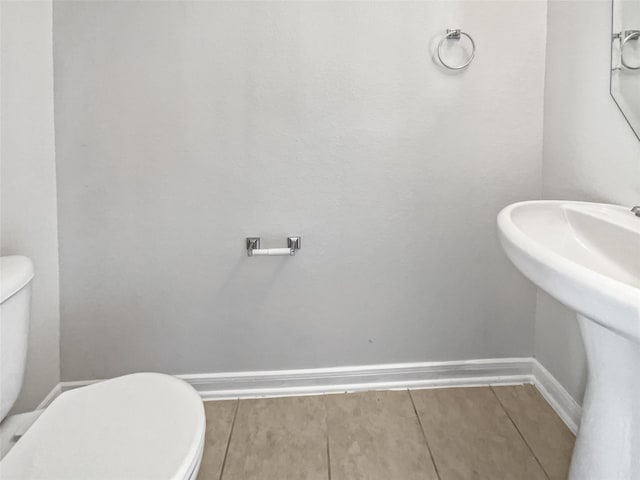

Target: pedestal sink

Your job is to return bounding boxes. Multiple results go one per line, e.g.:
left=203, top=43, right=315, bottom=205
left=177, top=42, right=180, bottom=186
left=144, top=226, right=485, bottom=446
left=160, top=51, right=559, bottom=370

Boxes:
left=497, top=201, right=640, bottom=480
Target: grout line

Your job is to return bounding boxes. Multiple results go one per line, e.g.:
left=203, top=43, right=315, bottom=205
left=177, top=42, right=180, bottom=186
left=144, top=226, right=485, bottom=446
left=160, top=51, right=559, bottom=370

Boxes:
left=490, top=386, right=551, bottom=480
left=323, top=394, right=332, bottom=480
left=326, top=437, right=332, bottom=480
left=218, top=398, right=240, bottom=480
left=408, top=389, right=442, bottom=480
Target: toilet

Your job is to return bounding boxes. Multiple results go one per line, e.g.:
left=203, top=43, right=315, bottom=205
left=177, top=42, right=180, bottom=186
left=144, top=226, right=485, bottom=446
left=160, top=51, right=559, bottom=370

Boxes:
left=0, top=256, right=206, bottom=479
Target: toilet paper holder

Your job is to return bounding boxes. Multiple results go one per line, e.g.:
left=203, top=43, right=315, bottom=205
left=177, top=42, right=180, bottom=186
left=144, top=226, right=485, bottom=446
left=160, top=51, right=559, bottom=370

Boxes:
left=246, top=236, right=301, bottom=257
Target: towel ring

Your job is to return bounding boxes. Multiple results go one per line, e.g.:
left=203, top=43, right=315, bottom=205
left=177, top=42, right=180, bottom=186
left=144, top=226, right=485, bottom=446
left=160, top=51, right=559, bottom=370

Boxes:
left=620, top=31, right=640, bottom=70
left=437, top=29, right=476, bottom=70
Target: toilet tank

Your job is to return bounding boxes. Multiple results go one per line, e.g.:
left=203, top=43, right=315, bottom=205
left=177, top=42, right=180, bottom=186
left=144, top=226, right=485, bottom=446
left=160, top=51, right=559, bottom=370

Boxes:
left=0, top=256, right=34, bottom=421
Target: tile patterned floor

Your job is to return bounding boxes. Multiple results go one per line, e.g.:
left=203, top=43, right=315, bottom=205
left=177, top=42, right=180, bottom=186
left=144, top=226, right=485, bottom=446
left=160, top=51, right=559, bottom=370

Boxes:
left=197, top=385, right=575, bottom=480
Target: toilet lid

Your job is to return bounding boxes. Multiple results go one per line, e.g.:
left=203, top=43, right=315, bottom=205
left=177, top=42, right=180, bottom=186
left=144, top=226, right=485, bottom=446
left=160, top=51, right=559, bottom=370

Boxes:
left=0, top=256, right=34, bottom=304
left=0, top=373, right=205, bottom=480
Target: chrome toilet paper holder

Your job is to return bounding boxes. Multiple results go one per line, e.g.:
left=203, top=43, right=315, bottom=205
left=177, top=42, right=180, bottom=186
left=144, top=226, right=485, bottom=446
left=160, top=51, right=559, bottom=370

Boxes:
left=246, top=236, right=301, bottom=257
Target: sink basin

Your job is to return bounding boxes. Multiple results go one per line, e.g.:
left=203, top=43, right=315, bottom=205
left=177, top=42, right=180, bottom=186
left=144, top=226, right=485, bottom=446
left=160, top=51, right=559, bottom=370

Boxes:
left=499, top=201, right=640, bottom=341
left=498, top=201, right=640, bottom=480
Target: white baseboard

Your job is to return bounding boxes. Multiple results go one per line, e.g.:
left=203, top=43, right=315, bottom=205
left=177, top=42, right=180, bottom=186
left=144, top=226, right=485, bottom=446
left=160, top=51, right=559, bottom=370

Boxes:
left=40, top=357, right=581, bottom=433
left=532, top=360, right=582, bottom=434
left=35, top=383, right=62, bottom=410
left=181, top=357, right=533, bottom=400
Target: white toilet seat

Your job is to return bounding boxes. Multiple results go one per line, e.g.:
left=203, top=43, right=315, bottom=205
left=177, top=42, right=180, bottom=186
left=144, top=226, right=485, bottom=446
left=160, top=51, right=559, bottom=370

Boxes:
left=0, top=373, right=205, bottom=480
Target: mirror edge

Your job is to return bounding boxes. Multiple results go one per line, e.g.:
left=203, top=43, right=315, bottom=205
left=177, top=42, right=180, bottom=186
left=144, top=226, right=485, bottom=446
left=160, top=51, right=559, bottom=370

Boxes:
left=610, top=0, right=640, bottom=142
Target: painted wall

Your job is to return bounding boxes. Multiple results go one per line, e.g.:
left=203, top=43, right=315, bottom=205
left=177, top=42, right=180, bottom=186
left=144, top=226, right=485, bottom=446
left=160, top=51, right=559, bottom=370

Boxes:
left=0, top=0, right=60, bottom=412
left=539, top=0, right=640, bottom=404
left=53, top=1, right=547, bottom=381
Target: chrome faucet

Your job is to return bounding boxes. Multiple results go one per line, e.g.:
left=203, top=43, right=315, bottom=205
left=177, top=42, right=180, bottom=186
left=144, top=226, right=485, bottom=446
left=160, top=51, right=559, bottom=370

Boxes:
left=631, top=206, right=640, bottom=217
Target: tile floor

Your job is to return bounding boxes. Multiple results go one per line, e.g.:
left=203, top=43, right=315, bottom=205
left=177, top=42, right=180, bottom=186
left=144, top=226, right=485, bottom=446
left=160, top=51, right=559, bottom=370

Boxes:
left=197, top=385, right=575, bottom=480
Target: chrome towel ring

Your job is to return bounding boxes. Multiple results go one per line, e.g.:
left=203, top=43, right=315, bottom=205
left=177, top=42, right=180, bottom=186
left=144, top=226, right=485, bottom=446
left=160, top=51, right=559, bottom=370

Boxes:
left=620, top=30, right=640, bottom=70
left=437, top=28, right=476, bottom=70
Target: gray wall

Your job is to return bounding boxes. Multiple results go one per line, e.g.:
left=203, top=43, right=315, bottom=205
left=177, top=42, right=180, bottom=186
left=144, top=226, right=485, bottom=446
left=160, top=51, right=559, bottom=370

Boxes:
left=1, top=0, right=60, bottom=412
left=54, top=1, right=548, bottom=381
left=539, top=0, right=640, bottom=404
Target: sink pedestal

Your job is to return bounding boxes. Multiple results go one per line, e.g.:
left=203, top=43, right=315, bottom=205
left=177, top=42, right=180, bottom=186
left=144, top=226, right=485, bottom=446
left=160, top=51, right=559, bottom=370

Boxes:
left=569, top=314, right=640, bottom=480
